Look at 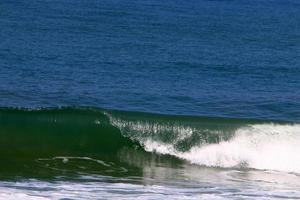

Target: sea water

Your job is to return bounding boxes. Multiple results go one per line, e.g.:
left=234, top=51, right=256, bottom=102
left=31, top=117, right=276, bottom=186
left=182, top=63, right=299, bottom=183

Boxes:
left=0, top=0, right=300, bottom=199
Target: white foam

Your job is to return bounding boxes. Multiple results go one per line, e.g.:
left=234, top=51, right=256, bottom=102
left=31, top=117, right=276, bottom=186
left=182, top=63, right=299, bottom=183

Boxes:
left=143, top=124, right=300, bottom=173
left=108, top=116, right=195, bottom=141
left=0, top=193, right=48, bottom=200
left=106, top=113, right=224, bottom=146
left=0, top=180, right=229, bottom=200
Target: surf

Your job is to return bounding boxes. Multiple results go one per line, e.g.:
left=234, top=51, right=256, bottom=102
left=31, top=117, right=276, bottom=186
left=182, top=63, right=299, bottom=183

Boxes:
left=0, top=107, right=299, bottom=177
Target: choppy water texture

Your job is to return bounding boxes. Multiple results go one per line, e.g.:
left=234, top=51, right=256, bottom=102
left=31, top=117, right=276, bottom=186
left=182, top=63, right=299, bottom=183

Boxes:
left=0, top=0, right=300, bottom=199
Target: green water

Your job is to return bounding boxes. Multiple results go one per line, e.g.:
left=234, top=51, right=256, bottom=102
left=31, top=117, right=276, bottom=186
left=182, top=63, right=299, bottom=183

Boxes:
left=0, top=107, right=287, bottom=179
left=1, top=107, right=300, bottom=199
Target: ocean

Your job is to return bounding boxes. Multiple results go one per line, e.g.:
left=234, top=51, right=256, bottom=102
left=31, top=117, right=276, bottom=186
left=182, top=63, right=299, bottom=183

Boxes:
left=0, top=0, right=300, bottom=199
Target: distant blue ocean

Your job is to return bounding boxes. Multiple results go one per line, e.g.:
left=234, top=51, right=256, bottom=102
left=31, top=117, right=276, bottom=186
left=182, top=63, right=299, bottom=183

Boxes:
left=0, top=0, right=300, bottom=199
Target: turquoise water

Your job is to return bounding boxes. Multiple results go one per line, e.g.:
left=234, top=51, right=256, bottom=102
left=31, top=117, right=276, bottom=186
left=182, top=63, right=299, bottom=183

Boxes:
left=0, top=0, right=300, bottom=199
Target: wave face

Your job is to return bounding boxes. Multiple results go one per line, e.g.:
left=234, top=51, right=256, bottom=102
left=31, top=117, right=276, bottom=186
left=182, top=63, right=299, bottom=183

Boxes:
left=0, top=107, right=299, bottom=177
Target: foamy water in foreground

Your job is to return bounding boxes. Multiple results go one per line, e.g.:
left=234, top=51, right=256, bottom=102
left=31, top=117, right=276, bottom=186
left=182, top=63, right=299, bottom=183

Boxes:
left=1, top=167, right=300, bottom=200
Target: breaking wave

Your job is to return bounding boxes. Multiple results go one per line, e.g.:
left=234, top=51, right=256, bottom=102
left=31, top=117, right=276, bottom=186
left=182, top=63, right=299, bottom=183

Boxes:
left=0, top=107, right=299, bottom=175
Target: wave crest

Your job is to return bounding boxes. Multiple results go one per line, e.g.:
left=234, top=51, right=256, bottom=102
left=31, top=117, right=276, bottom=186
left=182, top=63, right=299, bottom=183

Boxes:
left=1, top=107, right=298, bottom=174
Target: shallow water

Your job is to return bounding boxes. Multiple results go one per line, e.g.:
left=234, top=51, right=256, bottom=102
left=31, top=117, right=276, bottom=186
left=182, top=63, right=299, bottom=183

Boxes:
left=1, top=169, right=300, bottom=199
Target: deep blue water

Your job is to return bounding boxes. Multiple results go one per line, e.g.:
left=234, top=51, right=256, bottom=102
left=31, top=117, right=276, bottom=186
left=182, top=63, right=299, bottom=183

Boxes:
left=1, top=1, right=300, bottom=199
left=0, top=0, right=299, bottom=121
